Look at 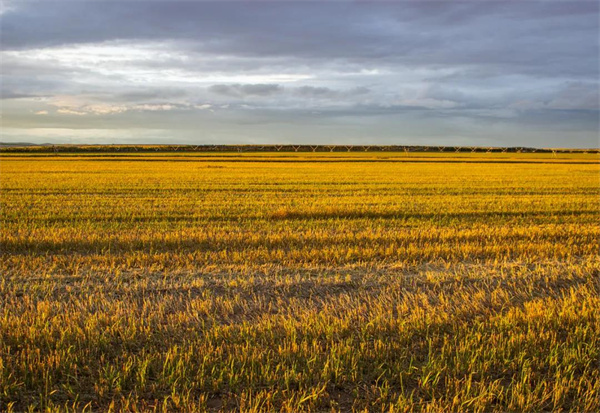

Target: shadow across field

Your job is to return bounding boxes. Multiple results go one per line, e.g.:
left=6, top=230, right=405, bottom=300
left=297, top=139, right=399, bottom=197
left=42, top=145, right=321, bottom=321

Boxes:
left=2, top=209, right=596, bottom=225
left=2, top=227, right=593, bottom=257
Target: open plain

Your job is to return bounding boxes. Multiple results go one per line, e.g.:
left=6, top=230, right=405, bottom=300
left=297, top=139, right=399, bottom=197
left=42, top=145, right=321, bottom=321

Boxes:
left=1, top=151, right=599, bottom=412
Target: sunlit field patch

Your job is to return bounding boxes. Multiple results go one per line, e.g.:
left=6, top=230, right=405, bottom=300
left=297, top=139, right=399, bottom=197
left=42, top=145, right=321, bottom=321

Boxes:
left=1, top=152, right=598, bottom=412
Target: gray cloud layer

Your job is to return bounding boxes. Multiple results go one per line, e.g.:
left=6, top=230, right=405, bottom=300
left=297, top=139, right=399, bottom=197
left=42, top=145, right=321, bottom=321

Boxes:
left=1, top=1, right=598, bottom=147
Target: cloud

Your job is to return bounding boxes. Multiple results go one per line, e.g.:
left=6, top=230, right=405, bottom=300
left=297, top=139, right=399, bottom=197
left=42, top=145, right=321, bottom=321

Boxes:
left=2, top=90, right=47, bottom=100
left=546, top=82, right=599, bottom=111
left=116, top=89, right=189, bottom=102
left=0, top=1, right=598, bottom=147
left=208, top=84, right=283, bottom=97
left=57, top=108, right=87, bottom=116
left=51, top=102, right=211, bottom=116
left=294, top=86, right=370, bottom=99
left=3, top=2, right=597, bottom=76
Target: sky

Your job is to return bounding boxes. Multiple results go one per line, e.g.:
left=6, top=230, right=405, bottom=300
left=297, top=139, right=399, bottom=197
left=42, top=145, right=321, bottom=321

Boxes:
left=1, top=1, right=598, bottom=148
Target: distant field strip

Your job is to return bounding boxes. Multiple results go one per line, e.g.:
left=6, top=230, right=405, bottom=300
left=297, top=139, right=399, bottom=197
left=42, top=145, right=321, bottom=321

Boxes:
left=2, top=152, right=598, bottom=164
left=1, top=152, right=598, bottom=412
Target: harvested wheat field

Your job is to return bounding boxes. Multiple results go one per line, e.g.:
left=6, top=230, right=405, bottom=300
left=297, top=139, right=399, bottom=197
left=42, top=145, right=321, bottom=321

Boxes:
left=1, top=151, right=599, bottom=412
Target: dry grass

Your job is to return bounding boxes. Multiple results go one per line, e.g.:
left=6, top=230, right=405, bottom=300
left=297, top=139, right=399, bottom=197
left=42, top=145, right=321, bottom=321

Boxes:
left=1, top=152, right=598, bottom=412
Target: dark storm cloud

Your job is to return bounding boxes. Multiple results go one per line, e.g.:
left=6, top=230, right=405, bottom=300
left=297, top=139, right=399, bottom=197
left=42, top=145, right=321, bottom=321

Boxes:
left=1, top=0, right=598, bottom=147
left=3, top=1, right=597, bottom=77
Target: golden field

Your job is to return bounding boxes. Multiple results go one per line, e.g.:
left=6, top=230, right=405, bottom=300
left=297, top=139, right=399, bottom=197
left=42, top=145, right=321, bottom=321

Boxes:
left=1, top=151, right=599, bottom=412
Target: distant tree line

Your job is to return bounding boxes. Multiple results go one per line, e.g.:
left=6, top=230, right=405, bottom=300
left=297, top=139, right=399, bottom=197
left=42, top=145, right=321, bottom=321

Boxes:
left=0, top=144, right=597, bottom=154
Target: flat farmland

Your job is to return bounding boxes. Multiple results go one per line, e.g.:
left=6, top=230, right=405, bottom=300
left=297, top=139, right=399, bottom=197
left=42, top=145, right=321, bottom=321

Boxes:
left=1, top=152, right=599, bottom=412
